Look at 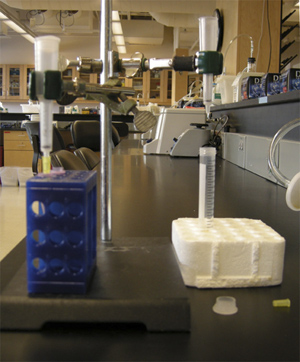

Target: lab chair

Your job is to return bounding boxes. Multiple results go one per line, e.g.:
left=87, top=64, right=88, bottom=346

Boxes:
left=51, top=149, right=89, bottom=170
left=70, top=120, right=121, bottom=170
left=70, top=120, right=121, bottom=151
left=111, top=121, right=129, bottom=138
left=25, top=121, right=66, bottom=174
left=73, top=147, right=100, bottom=170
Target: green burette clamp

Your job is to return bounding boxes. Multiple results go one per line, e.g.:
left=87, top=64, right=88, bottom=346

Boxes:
left=29, top=71, right=137, bottom=116
left=29, top=70, right=63, bottom=101
left=195, top=51, right=223, bottom=75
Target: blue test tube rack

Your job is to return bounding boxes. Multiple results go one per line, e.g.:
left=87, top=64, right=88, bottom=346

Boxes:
left=26, top=170, right=97, bottom=294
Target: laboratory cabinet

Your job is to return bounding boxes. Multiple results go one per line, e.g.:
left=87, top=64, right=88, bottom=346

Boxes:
left=145, top=69, right=172, bottom=105
left=3, top=130, right=33, bottom=167
left=0, top=64, right=180, bottom=106
left=0, top=64, right=34, bottom=101
left=0, top=64, right=172, bottom=105
left=120, top=69, right=172, bottom=106
left=62, top=66, right=97, bottom=85
left=0, top=64, right=97, bottom=102
left=24, top=65, right=35, bottom=98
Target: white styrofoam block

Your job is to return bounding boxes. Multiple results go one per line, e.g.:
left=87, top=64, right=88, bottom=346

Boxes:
left=172, top=218, right=285, bottom=288
left=0, top=167, right=18, bottom=187
left=17, top=167, right=34, bottom=187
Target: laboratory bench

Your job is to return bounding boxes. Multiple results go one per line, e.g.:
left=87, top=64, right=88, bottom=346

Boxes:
left=0, top=112, right=134, bottom=123
left=211, top=89, right=300, bottom=142
left=1, top=135, right=299, bottom=362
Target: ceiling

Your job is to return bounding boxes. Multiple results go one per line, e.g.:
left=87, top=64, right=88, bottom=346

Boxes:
left=0, top=0, right=299, bottom=53
left=0, top=0, right=220, bottom=50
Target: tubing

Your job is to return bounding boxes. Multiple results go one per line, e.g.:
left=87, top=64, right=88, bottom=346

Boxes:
left=198, top=16, right=218, bottom=117
left=199, top=147, right=216, bottom=227
left=222, top=34, right=253, bottom=75
left=268, top=118, right=300, bottom=187
left=268, top=118, right=300, bottom=211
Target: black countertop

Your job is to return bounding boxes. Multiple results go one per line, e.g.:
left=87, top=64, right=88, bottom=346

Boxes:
left=0, top=113, right=134, bottom=122
left=211, top=89, right=300, bottom=112
left=1, top=136, right=299, bottom=361
left=211, top=90, right=300, bottom=141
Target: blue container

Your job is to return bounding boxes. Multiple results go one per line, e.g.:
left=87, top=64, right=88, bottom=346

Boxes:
left=280, top=68, right=300, bottom=93
left=241, top=76, right=262, bottom=100
left=26, top=170, right=97, bottom=294
left=261, top=73, right=281, bottom=96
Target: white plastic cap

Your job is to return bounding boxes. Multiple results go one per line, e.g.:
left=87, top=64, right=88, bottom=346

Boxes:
left=213, top=296, right=238, bottom=315
left=286, top=172, right=300, bottom=211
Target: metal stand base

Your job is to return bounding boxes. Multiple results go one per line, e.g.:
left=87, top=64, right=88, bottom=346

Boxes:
left=1, top=237, right=190, bottom=332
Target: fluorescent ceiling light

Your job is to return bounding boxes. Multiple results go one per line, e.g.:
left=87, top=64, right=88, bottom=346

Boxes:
left=111, top=11, right=127, bottom=54
left=0, top=8, right=35, bottom=43
left=0, top=11, right=8, bottom=19
left=3, top=20, right=26, bottom=33
left=112, top=21, right=122, bottom=35
left=117, top=46, right=126, bottom=54
left=21, top=33, right=35, bottom=43
left=114, top=35, right=125, bottom=46
left=112, top=11, right=120, bottom=21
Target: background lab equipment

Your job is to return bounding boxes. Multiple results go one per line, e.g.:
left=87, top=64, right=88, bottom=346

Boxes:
left=143, top=107, right=207, bottom=155
left=0, top=8, right=299, bottom=362
left=1, top=0, right=223, bottom=331
left=1, top=4, right=225, bottom=327
left=144, top=16, right=222, bottom=157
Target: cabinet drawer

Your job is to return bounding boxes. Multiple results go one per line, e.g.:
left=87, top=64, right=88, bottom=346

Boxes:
left=3, top=130, right=28, bottom=141
left=4, top=140, right=32, bottom=151
left=4, top=150, right=33, bottom=167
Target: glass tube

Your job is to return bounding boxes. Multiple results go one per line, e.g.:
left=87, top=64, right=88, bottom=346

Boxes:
left=198, top=147, right=216, bottom=227
left=198, top=16, right=218, bottom=117
left=35, top=36, right=60, bottom=173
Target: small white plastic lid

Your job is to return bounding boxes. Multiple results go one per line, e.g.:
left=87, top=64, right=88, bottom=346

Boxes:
left=212, top=296, right=238, bottom=315
left=286, top=172, right=300, bottom=211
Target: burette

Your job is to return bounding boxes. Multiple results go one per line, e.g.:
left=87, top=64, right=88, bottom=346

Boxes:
left=34, top=36, right=61, bottom=173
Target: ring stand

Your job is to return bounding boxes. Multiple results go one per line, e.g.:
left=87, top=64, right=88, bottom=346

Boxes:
left=1, top=237, right=190, bottom=332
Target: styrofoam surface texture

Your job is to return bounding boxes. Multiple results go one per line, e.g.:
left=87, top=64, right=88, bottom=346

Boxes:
left=0, top=167, right=19, bottom=186
left=172, top=218, right=285, bottom=288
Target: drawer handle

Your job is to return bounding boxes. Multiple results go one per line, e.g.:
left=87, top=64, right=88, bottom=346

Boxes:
left=18, top=134, right=26, bottom=137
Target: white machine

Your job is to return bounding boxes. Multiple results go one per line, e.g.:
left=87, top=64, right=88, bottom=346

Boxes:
left=143, top=107, right=207, bottom=155
left=170, top=127, right=211, bottom=157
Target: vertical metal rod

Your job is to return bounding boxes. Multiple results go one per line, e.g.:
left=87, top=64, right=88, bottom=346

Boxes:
left=100, top=0, right=112, bottom=241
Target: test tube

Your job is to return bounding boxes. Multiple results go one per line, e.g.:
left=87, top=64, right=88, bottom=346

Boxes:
left=198, top=147, right=216, bottom=228
left=35, top=36, right=61, bottom=173
left=198, top=16, right=218, bottom=117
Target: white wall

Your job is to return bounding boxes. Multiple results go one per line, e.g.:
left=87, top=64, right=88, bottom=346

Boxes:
left=0, top=35, right=35, bottom=64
